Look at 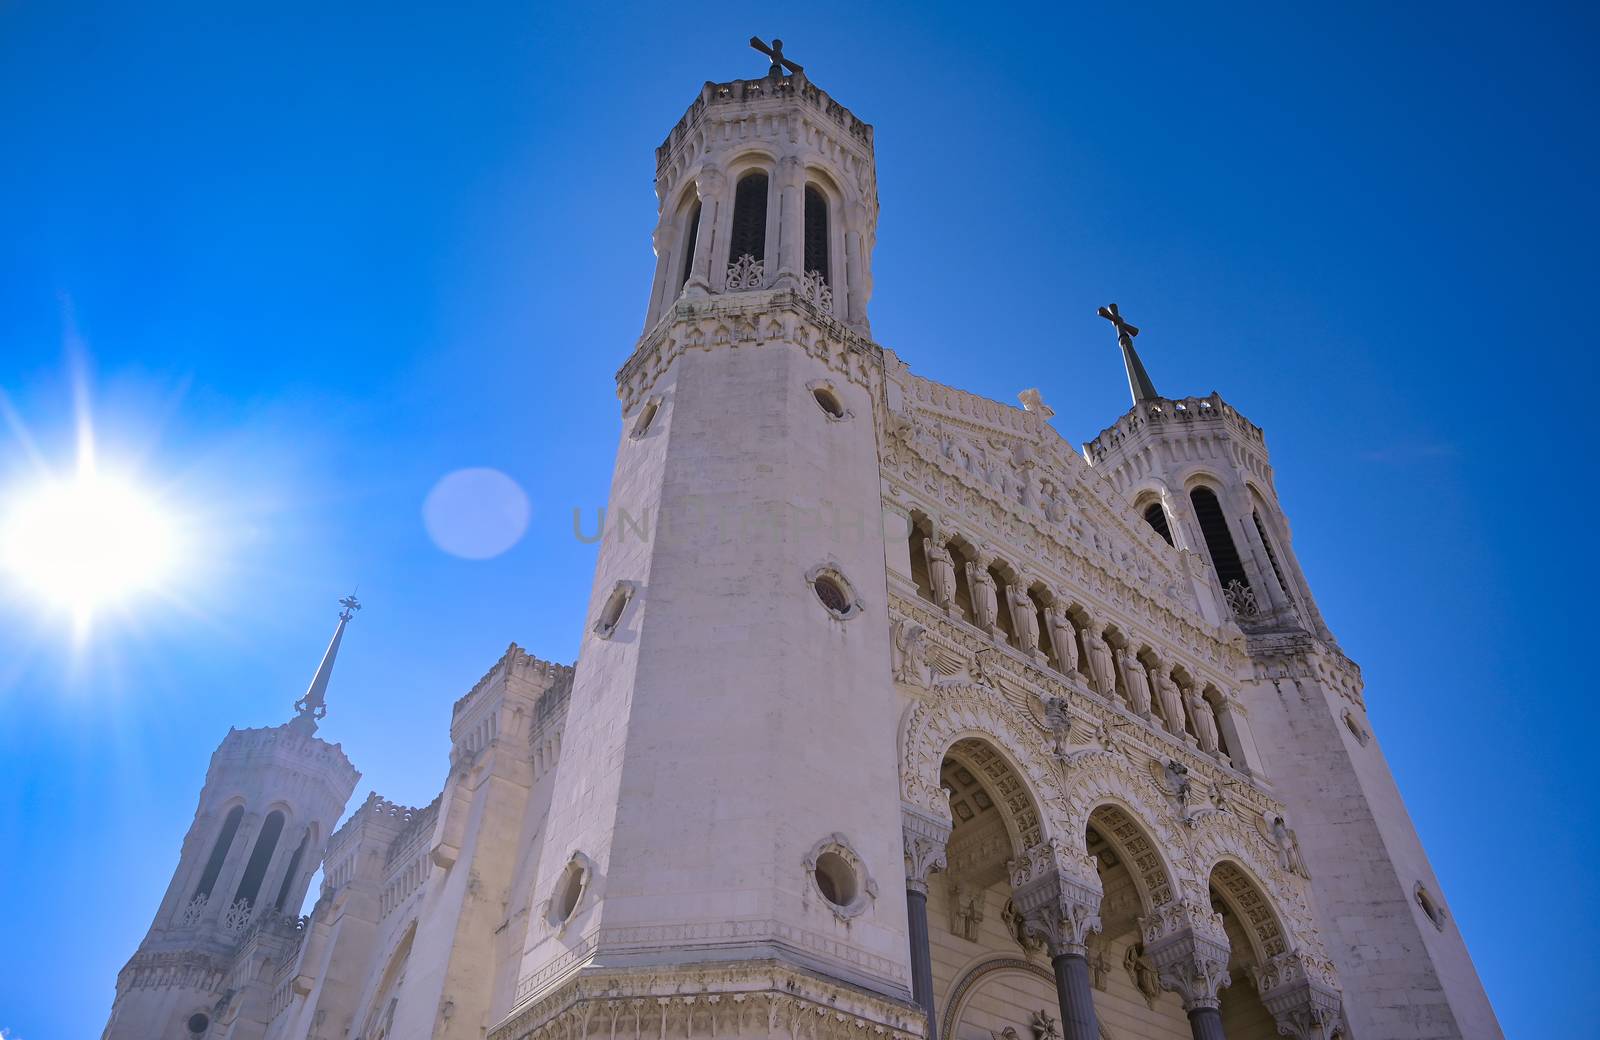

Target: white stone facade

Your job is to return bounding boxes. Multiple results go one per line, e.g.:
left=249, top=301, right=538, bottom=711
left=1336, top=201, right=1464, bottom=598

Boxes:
left=105, top=58, right=1500, bottom=1040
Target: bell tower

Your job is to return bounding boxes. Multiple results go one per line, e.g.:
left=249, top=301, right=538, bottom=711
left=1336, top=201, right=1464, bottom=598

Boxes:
left=498, top=44, right=917, bottom=1040
left=1084, top=314, right=1502, bottom=1039
left=103, top=598, right=363, bottom=1040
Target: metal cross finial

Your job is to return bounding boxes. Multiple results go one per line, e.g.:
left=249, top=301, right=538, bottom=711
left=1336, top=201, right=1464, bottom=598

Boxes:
left=339, top=591, right=362, bottom=622
left=750, top=36, right=804, bottom=78
left=1097, top=302, right=1139, bottom=349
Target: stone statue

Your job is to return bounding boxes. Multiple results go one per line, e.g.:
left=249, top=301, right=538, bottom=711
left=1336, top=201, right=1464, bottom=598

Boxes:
left=1119, top=650, right=1153, bottom=717
left=924, top=538, right=956, bottom=612
left=1265, top=814, right=1311, bottom=879
left=1086, top=936, right=1111, bottom=991
left=968, top=562, right=999, bottom=632
left=1046, top=604, right=1079, bottom=674
left=1085, top=629, right=1117, bottom=699
left=1155, top=671, right=1187, bottom=738
left=990, top=1028, right=1021, bottom=1040
left=1009, top=585, right=1040, bottom=654
left=891, top=619, right=932, bottom=689
left=1124, top=942, right=1162, bottom=1009
left=1187, top=689, right=1221, bottom=755
left=1030, top=1010, right=1061, bottom=1040
left=949, top=881, right=985, bottom=941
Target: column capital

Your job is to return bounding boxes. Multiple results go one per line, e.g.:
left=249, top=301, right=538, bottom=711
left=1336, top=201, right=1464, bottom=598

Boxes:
left=1256, top=951, right=1344, bottom=1040
left=1141, top=899, right=1232, bottom=1011
left=693, top=164, right=726, bottom=199
left=902, top=805, right=950, bottom=895
left=1009, top=839, right=1103, bottom=957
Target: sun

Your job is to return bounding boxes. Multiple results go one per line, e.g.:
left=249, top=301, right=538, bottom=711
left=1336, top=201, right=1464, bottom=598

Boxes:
left=1, top=467, right=180, bottom=622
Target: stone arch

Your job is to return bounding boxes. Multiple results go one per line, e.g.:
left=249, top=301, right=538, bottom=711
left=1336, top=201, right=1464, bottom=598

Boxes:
left=1187, top=812, right=1320, bottom=956
left=1208, top=858, right=1288, bottom=964
left=1086, top=802, right=1177, bottom=911
left=899, top=685, right=1062, bottom=843
left=944, top=736, right=1042, bottom=852
left=1061, top=753, right=1191, bottom=894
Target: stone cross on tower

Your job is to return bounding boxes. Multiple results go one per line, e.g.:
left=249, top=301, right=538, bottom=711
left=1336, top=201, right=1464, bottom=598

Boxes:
left=749, top=36, right=804, bottom=77
left=1098, top=302, right=1160, bottom=404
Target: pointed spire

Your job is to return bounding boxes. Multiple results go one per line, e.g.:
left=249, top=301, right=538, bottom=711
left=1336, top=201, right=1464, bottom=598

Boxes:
left=1097, top=303, right=1159, bottom=404
left=290, top=593, right=361, bottom=734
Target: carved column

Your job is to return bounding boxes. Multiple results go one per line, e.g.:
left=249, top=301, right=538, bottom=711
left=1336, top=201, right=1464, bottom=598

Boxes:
left=1257, top=951, right=1345, bottom=1040
left=1142, top=900, right=1233, bottom=1040
left=844, top=200, right=869, bottom=329
left=774, top=155, right=805, bottom=290
left=1011, top=840, right=1104, bottom=1040
left=682, top=165, right=725, bottom=297
left=903, top=806, right=950, bottom=1040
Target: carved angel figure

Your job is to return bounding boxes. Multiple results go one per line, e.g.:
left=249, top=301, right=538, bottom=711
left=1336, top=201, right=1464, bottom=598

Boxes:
left=1186, top=689, right=1221, bottom=754
left=1046, top=604, right=1079, bottom=675
left=967, top=562, right=999, bottom=632
left=891, top=619, right=932, bottom=689
left=1119, top=649, right=1153, bottom=717
left=1042, top=695, right=1073, bottom=758
left=1008, top=585, right=1040, bottom=654
left=1154, top=671, right=1188, bottom=738
left=924, top=538, right=956, bottom=611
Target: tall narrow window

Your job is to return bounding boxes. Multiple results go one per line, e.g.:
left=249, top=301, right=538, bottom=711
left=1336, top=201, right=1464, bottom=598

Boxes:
left=1253, top=510, right=1291, bottom=598
left=194, top=805, right=244, bottom=901
left=678, top=201, right=700, bottom=290
left=1190, top=487, right=1250, bottom=592
left=728, top=172, right=768, bottom=269
left=804, top=186, right=830, bottom=282
left=273, top=831, right=310, bottom=912
left=1143, top=502, right=1174, bottom=545
left=234, top=810, right=285, bottom=909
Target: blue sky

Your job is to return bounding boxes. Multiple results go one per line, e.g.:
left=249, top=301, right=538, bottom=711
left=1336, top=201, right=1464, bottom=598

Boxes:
left=1, top=3, right=1594, bottom=1037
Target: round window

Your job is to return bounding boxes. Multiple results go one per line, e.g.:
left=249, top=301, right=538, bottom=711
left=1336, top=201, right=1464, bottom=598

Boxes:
left=813, top=574, right=851, bottom=615
left=595, top=583, right=631, bottom=637
left=187, top=1013, right=211, bottom=1035
left=812, top=386, right=845, bottom=419
left=548, top=859, right=586, bottom=925
left=813, top=851, right=858, bottom=907
left=631, top=398, right=660, bottom=438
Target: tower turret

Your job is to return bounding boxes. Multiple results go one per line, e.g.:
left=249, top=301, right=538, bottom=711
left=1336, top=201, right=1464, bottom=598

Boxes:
left=1083, top=312, right=1501, bottom=1039
left=500, top=46, right=916, bottom=1040
left=104, top=598, right=363, bottom=1040
left=642, top=39, right=877, bottom=335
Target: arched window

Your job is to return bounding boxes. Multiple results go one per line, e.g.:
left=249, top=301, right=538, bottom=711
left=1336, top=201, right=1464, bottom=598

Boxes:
left=1142, top=502, right=1174, bottom=545
left=194, top=805, right=244, bottom=901
left=804, top=186, right=830, bottom=283
left=728, top=172, right=768, bottom=269
left=272, top=830, right=310, bottom=912
left=1189, top=487, right=1250, bottom=593
left=678, top=200, right=700, bottom=291
left=234, top=810, right=285, bottom=909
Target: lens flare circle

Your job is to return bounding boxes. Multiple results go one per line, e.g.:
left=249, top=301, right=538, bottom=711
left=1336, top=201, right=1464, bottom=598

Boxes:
left=423, top=467, right=531, bottom=560
left=1, top=471, right=178, bottom=613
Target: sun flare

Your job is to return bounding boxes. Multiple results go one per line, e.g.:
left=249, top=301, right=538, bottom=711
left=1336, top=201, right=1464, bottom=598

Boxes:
left=1, top=468, right=180, bottom=619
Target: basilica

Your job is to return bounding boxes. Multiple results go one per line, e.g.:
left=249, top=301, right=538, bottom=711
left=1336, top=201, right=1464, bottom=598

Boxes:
left=104, top=45, right=1501, bottom=1040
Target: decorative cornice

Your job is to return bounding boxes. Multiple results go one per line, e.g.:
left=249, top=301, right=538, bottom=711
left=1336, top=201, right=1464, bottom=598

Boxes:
left=491, top=961, right=921, bottom=1040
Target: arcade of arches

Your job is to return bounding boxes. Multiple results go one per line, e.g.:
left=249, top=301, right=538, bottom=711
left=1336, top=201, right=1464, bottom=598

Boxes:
left=904, top=740, right=1328, bottom=1040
